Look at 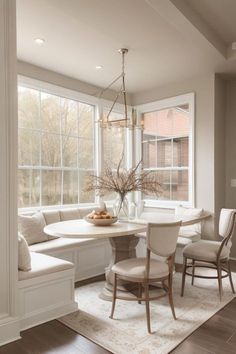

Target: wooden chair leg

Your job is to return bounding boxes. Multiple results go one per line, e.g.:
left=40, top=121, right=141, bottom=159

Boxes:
left=217, top=262, right=223, bottom=301
left=110, top=273, right=117, bottom=319
left=228, top=260, right=235, bottom=294
left=138, top=283, right=142, bottom=304
left=181, top=257, right=187, bottom=297
left=144, top=283, right=151, bottom=334
left=191, top=259, right=195, bottom=285
left=168, top=273, right=177, bottom=320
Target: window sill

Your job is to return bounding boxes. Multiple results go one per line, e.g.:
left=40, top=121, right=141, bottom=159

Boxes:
left=143, top=200, right=194, bottom=209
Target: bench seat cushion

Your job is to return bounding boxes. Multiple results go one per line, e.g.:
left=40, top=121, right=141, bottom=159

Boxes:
left=29, top=236, right=94, bottom=254
left=19, top=252, right=74, bottom=281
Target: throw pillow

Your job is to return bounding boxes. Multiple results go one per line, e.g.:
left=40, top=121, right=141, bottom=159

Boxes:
left=18, top=233, right=31, bottom=271
left=19, top=212, right=48, bottom=245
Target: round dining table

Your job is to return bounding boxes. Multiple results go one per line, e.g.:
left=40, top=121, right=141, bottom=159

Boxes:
left=44, top=212, right=211, bottom=300
left=44, top=219, right=147, bottom=300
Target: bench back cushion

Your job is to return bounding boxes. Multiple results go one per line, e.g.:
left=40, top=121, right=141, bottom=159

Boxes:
left=42, top=210, right=61, bottom=225
left=60, top=209, right=80, bottom=221
left=19, top=212, right=48, bottom=245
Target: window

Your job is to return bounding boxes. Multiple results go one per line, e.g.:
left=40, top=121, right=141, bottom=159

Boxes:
left=137, top=93, right=194, bottom=206
left=102, top=110, right=128, bottom=201
left=18, top=85, right=95, bottom=208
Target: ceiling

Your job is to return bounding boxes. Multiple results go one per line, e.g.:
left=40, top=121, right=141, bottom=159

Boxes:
left=17, top=0, right=236, bottom=94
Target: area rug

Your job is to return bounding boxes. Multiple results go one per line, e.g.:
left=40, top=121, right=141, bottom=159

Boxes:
left=59, top=271, right=236, bottom=354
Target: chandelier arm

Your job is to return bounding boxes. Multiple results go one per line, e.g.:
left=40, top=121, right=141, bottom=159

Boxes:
left=107, top=86, right=123, bottom=121
left=98, top=73, right=123, bottom=97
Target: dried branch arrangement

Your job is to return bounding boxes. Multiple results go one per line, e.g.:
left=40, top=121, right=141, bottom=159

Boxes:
left=84, top=156, right=162, bottom=203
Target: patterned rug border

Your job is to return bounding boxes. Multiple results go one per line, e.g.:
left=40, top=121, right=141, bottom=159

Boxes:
left=59, top=276, right=236, bottom=354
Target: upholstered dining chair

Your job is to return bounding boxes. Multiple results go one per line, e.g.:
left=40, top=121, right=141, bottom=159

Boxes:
left=181, top=208, right=236, bottom=300
left=109, top=221, right=182, bottom=334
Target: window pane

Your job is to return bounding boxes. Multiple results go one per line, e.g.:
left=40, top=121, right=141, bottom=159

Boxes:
left=18, top=129, right=40, bottom=166
left=78, top=139, right=93, bottom=169
left=78, top=103, right=94, bottom=140
left=143, top=170, right=171, bottom=200
left=173, top=137, right=189, bottom=167
left=18, top=86, right=40, bottom=129
left=79, top=171, right=95, bottom=203
left=41, top=133, right=61, bottom=167
left=171, top=170, right=188, bottom=201
left=18, top=169, right=40, bottom=208
left=61, top=99, right=78, bottom=136
left=142, top=103, right=190, bottom=202
left=103, top=127, right=125, bottom=167
left=41, top=93, right=60, bottom=132
left=63, top=171, right=78, bottom=204
left=18, top=86, right=95, bottom=208
left=62, top=136, right=78, bottom=167
left=42, top=170, right=62, bottom=206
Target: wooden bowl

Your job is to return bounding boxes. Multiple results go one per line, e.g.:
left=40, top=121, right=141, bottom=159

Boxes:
left=84, top=216, right=118, bottom=226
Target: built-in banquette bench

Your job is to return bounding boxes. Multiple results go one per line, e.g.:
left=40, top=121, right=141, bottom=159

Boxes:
left=17, top=205, right=205, bottom=330
left=18, top=206, right=111, bottom=330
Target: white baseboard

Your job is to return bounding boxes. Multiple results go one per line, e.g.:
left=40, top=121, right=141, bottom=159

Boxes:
left=0, top=316, right=20, bottom=346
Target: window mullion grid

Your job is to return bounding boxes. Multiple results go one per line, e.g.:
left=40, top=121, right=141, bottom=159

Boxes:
left=39, top=89, right=42, bottom=207
left=60, top=97, right=63, bottom=205
left=170, top=137, right=173, bottom=201
left=77, top=103, right=80, bottom=204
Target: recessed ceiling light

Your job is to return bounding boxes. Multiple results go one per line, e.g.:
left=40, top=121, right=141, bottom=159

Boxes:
left=34, top=38, right=45, bottom=45
left=96, top=65, right=103, bottom=70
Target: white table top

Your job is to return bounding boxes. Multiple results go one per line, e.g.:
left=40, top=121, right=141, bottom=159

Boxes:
left=128, top=212, right=211, bottom=227
left=44, top=212, right=211, bottom=239
left=44, top=219, right=147, bottom=239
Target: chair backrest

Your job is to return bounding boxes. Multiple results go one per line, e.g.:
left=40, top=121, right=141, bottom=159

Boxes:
left=219, top=208, right=236, bottom=239
left=146, top=221, right=182, bottom=257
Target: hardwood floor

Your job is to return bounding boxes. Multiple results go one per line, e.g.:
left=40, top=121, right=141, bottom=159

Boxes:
left=1, top=265, right=236, bottom=354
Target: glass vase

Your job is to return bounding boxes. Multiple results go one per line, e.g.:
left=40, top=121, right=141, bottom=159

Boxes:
left=113, top=195, right=129, bottom=219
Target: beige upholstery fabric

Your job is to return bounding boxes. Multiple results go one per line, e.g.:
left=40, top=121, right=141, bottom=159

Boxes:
left=19, top=212, right=48, bottom=245
left=175, top=206, right=203, bottom=217
left=78, top=206, right=98, bottom=218
left=175, top=206, right=203, bottom=235
left=60, top=209, right=80, bottom=221
left=18, top=233, right=31, bottom=271
left=219, top=208, right=236, bottom=238
left=112, top=258, right=169, bottom=279
left=178, top=227, right=201, bottom=241
left=177, top=236, right=192, bottom=247
left=183, top=240, right=230, bottom=261
left=29, top=236, right=93, bottom=253
left=147, top=222, right=181, bottom=257
left=19, top=252, right=74, bottom=281
left=42, top=210, right=61, bottom=225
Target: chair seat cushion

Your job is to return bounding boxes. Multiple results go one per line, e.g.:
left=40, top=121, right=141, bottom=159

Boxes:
left=112, top=258, right=169, bottom=279
left=19, top=252, right=74, bottom=281
left=29, top=236, right=94, bottom=254
left=183, top=240, right=230, bottom=261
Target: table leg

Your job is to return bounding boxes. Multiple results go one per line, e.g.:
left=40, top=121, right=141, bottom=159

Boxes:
left=99, top=234, right=140, bottom=301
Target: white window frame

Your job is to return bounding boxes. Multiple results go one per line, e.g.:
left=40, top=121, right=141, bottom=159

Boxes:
left=18, top=76, right=132, bottom=211
left=134, top=92, right=195, bottom=209
left=18, top=76, right=100, bottom=211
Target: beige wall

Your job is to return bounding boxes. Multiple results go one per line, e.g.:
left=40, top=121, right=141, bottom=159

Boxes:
left=225, top=80, right=236, bottom=258
left=214, top=75, right=226, bottom=234
left=132, top=75, right=216, bottom=237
